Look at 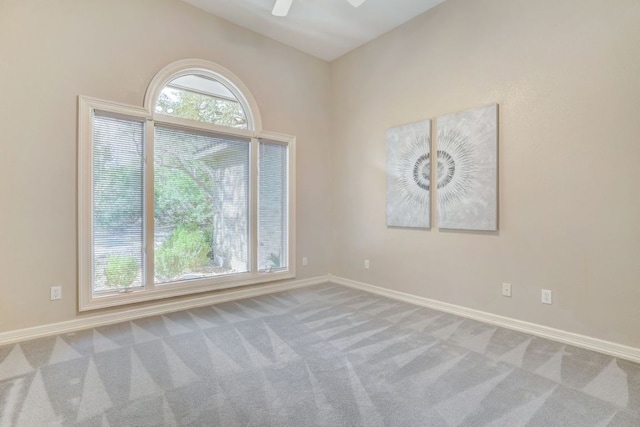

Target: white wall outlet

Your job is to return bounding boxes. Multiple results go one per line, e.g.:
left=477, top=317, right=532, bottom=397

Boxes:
left=502, top=282, right=512, bottom=297
left=302, top=257, right=308, bottom=266
left=364, top=259, right=370, bottom=269
left=50, top=286, right=62, bottom=301
left=541, top=289, right=552, bottom=305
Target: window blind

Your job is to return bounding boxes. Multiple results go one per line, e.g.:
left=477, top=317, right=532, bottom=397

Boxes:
left=154, top=126, right=250, bottom=283
left=258, top=141, right=288, bottom=271
left=92, top=112, right=145, bottom=292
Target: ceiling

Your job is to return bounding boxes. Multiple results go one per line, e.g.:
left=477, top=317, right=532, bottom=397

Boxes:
left=181, top=0, right=445, bottom=61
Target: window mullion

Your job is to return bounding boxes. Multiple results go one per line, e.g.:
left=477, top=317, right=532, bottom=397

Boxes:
left=144, top=120, right=156, bottom=290
left=250, top=137, right=259, bottom=274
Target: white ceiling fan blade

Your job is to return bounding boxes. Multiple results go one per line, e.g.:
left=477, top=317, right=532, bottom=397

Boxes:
left=346, top=0, right=367, bottom=7
left=272, top=0, right=293, bottom=16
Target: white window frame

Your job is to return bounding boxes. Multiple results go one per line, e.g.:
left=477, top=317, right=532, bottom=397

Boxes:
left=78, top=59, right=296, bottom=311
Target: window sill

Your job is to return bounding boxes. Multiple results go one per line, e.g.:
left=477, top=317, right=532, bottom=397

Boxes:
left=79, top=270, right=295, bottom=312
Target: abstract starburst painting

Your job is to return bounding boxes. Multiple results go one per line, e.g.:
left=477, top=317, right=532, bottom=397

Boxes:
left=436, top=104, right=498, bottom=231
left=386, top=120, right=431, bottom=228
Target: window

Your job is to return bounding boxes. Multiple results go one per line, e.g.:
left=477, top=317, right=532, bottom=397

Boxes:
left=78, top=60, right=295, bottom=311
left=155, top=74, right=248, bottom=128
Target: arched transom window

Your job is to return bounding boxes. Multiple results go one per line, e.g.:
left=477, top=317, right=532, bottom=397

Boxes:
left=156, top=74, right=248, bottom=128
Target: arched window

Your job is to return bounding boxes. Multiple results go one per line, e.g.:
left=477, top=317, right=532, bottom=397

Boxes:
left=78, top=60, right=294, bottom=311
left=144, top=59, right=261, bottom=131
left=156, top=74, right=248, bottom=128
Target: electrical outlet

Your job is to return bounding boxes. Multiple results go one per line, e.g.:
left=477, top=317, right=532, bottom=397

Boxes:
left=502, top=283, right=512, bottom=297
left=302, top=257, right=308, bottom=266
left=364, top=259, right=370, bottom=269
left=50, top=286, right=62, bottom=301
left=541, top=289, right=552, bottom=305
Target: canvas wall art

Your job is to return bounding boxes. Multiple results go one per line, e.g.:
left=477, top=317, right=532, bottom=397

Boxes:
left=386, top=120, right=431, bottom=228
left=436, top=104, right=498, bottom=231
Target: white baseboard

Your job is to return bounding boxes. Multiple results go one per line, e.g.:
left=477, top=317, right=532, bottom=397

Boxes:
left=0, top=275, right=329, bottom=347
left=5, top=273, right=639, bottom=364
left=329, top=274, right=640, bottom=364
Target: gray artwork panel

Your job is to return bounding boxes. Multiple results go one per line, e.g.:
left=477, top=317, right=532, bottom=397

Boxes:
left=436, top=104, right=498, bottom=231
left=386, top=120, right=431, bottom=228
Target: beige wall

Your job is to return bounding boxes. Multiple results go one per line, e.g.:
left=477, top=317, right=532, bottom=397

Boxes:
left=330, top=0, right=640, bottom=347
left=0, top=0, right=331, bottom=332
left=1, top=0, right=639, bottom=351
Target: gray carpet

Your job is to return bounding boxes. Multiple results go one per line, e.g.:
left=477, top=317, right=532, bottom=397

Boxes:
left=0, top=283, right=639, bottom=426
